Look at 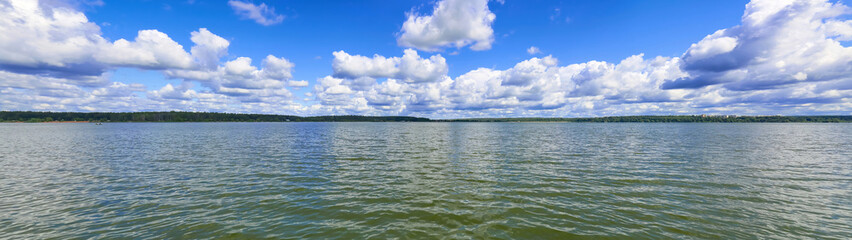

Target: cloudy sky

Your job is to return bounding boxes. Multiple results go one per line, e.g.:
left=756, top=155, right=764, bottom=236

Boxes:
left=1, top=0, right=850, bottom=118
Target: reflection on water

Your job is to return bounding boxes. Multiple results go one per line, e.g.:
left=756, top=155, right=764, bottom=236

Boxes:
left=0, top=122, right=850, bottom=238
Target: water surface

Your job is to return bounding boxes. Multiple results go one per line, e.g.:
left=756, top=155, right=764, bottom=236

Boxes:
left=0, top=122, right=850, bottom=239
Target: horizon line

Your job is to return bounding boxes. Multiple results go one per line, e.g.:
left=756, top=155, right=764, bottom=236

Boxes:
left=2, top=110, right=850, bottom=120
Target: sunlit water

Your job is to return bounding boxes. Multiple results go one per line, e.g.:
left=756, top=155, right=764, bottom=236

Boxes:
left=0, top=122, right=850, bottom=239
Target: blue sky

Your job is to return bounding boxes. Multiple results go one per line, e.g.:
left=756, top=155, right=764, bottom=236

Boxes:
left=91, top=0, right=749, bottom=80
left=0, top=0, right=850, bottom=117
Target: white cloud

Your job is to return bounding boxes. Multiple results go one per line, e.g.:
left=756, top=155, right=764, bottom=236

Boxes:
left=149, top=83, right=196, bottom=100
left=684, top=31, right=738, bottom=61
left=0, top=0, right=223, bottom=83
left=311, top=76, right=358, bottom=106
left=397, top=0, right=496, bottom=51
left=0, top=0, right=107, bottom=79
left=92, top=82, right=146, bottom=97
left=1, top=0, right=850, bottom=117
left=501, top=56, right=558, bottom=86
left=397, top=49, right=449, bottom=83
left=311, top=42, right=849, bottom=117
left=0, top=70, right=88, bottom=92
left=224, top=57, right=257, bottom=77
left=331, top=51, right=398, bottom=79
left=0, top=70, right=152, bottom=112
left=288, top=0, right=852, bottom=117
left=313, top=52, right=688, bottom=116
left=668, top=0, right=852, bottom=91
left=332, top=49, right=448, bottom=83
left=438, top=54, right=688, bottom=113
left=0, top=0, right=304, bottom=113
left=190, top=28, right=229, bottom=69
left=261, top=55, right=295, bottom=80
left=95, top=30, right=194, bottom=69
left=164, top=54, right=296, bottom=101
left=228, top=0, right=284, bottom=26
left=288, top=80, right=309, bottom=87
left=527, top=46, right=542, bottom=55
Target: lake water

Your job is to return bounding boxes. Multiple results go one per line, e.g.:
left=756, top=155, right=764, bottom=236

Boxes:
left=0, top=122, right=850, bottom=239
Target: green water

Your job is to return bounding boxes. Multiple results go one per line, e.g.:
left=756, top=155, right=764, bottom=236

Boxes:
left=0, top=122, right=850, bottom=239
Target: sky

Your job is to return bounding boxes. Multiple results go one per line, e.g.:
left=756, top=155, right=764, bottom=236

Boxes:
left=0, top=0, right=850, bottom=118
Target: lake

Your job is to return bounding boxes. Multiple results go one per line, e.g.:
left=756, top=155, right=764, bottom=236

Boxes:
left=0, top=122, right=850, bottom=239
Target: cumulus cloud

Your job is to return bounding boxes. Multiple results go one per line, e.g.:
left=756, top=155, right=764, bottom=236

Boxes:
left=0, top=70, right=150, bottom=112
left=666, top=0, right=852, bottom=91
left=228, top=0, right=284, bottom=26
left=0, top=0, right=304, bottom=113
left=397, top=0, right=496, bottom=51
left=310, top=74, right=449, bottom=115
left=312, top=51, right=689, bottom=116
left=0, top=0, right=224, bottom=84
left=0, top=0, right=108, bottom=80
left=332, top=49, right=448, bottom=83
left=1, top=0, right=851, bottom=117
left=149, top=83, right=196, bottom=100
left=314, top=49, right=454, bottom=114
left=315, top=0, right=852, bottom=118
left=438, top=54, right=688, bottom=113
left=91, top=82, right=146, bottom=98
left=164, top=54, right=296, bottom=100
left=190, top=28, right=230, bottom=69
left=95, top=30, right=194, bottom=69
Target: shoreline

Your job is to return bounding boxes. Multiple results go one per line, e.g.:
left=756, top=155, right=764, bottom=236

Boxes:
left=2, top=121, right=850, bottom=124
left=2, top=112, right=850, bottom=123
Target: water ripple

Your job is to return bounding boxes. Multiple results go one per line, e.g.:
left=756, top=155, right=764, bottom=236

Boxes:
left=0, top=122, right=850, bottom=239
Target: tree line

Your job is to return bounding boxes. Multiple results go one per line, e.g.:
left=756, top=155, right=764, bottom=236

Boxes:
left=0, top=111, right=429, bottom=122
left=438, top=115, right=852, bottom=123
left=1, top=111, right=849, bottom=123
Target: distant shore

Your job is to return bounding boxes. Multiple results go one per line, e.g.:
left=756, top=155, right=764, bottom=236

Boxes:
left=42, top=121, right=90, bottom=123
left=5, top=121, right=91, bottom=123
left=2, top=111, right=850, bottom=123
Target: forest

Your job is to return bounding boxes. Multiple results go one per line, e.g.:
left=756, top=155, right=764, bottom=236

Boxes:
left=439, top=115, right=852, bottom=123
left=1, top=111, right=849, bottom=123
left=0, top=111, right=429, bottom=122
